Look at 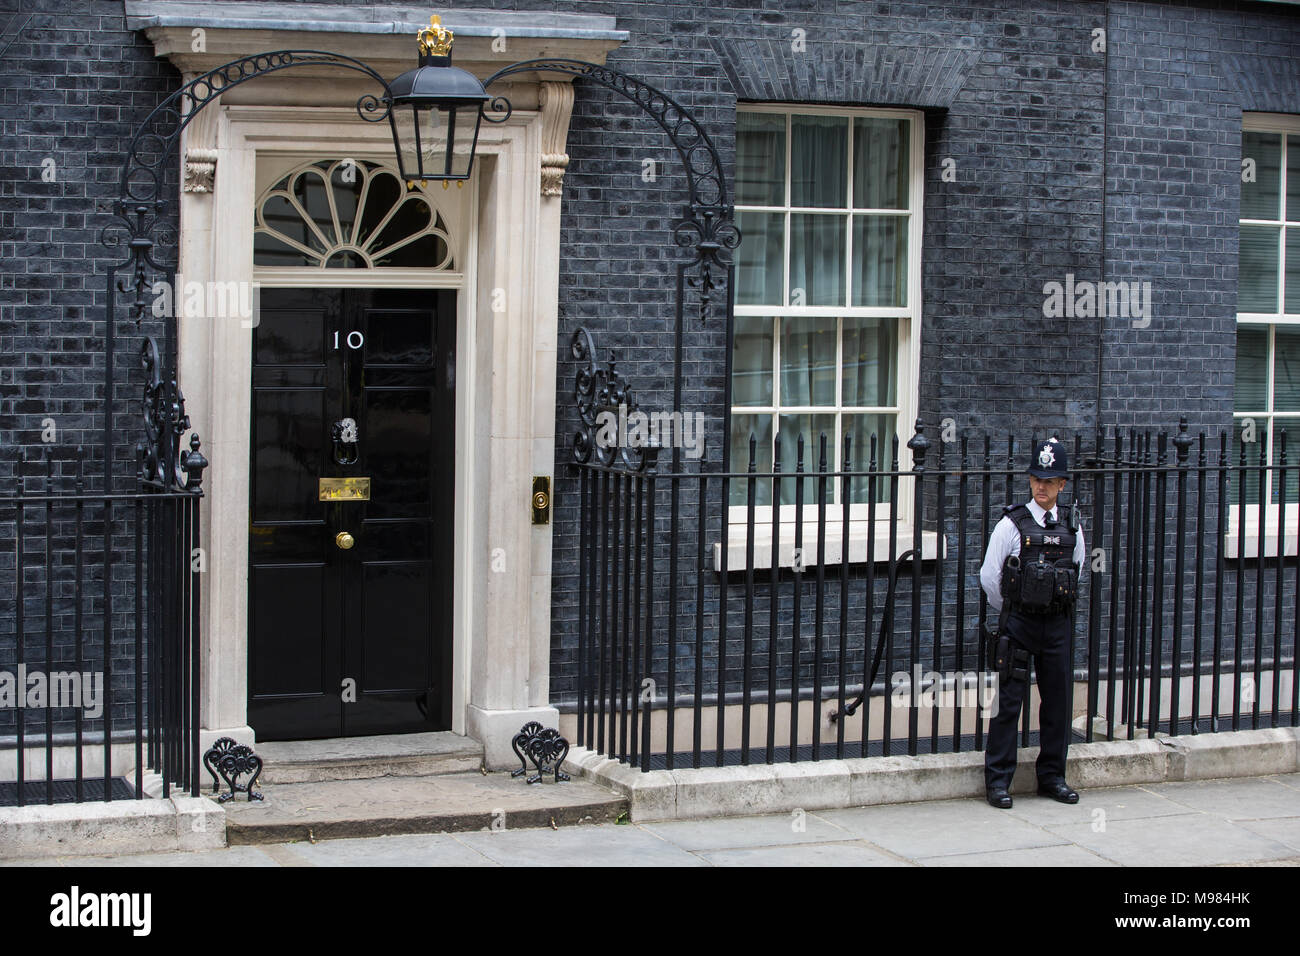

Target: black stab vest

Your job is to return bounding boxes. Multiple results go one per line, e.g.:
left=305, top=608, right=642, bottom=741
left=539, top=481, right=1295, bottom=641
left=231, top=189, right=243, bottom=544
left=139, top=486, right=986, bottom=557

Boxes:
left=1005, top=504, right=1077, bottom=566
left=1000, top=504, right=1079, bottom=614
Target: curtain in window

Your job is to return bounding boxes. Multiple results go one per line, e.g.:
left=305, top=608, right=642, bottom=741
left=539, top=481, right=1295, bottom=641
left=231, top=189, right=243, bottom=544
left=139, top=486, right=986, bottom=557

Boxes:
left=789, top=117, right=847, bottom=306
left=736, top=113, right=784, bottom=206
left=780, top=317, right=836, bottom=407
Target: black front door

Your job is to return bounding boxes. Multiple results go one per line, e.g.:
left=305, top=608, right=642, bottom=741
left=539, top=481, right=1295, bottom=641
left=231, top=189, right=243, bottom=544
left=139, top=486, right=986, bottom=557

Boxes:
left=248, top=287, right=455, bottom=740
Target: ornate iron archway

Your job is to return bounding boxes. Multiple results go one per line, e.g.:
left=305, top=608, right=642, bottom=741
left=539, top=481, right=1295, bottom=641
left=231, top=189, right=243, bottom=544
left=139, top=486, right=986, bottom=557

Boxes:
left=480, top=58, right=739, bottom=477
left=102, top=51, right=397, bottom=494
left=102, top=50, right=737, bottom=493
left=15, top=42, right=742, bottom=806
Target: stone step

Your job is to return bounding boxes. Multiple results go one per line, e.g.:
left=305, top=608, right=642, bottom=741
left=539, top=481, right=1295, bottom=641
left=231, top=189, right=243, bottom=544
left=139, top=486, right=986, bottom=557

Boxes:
left=252, top=732, right=484, bottom=785
left=221, top=770, right=628, bottom=844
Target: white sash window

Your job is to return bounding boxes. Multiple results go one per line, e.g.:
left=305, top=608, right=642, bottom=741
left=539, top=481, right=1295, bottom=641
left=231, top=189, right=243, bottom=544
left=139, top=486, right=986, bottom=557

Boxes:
left=1231, top=114, right=1300, bottom=557
left=722, top=106, right=926, bottom=568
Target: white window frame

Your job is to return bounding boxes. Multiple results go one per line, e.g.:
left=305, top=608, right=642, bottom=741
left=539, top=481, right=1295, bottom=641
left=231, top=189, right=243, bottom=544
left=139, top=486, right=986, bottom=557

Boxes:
left=721, top=104, right=928, bottom=568
left=1230, top=112, right=1300, bottom=558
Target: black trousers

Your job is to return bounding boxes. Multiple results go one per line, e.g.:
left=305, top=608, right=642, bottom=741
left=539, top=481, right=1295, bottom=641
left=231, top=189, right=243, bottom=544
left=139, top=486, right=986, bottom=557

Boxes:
left=984, top=608, right=1073, bottom=791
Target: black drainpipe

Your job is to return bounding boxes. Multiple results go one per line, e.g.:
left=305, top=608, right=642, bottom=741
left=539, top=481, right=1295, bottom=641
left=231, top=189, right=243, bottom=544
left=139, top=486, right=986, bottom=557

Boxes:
left=1096, top=0, right=1110, bottom=425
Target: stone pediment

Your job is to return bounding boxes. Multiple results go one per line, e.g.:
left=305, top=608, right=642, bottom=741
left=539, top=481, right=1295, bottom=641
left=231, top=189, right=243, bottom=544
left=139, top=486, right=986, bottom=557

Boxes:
left=124, top=1, right=628, bottom=86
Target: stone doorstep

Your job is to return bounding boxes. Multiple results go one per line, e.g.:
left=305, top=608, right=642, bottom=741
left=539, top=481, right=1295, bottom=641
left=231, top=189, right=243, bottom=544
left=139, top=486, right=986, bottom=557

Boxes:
left=252, top=731, right=485, bottom=785
left=1, top=770, right=629, bottom=859
left=221, top=772, right=628, bottom=845
left=0, top=732, right=622, bottom=860
left=562, top=726, right=1300, bottom=823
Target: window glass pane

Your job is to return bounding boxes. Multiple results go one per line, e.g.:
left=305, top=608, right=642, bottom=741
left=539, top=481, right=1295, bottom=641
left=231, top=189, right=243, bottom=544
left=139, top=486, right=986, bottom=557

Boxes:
left=842, top=413, right=895, bottom=503
left=732, top=316, right=774, bottom=407
left=374, top=234, right=449, bottom=268
left=729, top=414, right=772, bottom=506
left=853, top=118, right=909, bottom=209
left=780, top=317, right=837, bottom=406
left=261, top=194, right=325, bottom=254
left=852, top=215, right=908, bottom=307
left=1241, top=131, right=1281, bottom=220
left=356, top=172, right=402, bottom=246
left=736, top=211, right=784, bottom=305
left=293, top=169, right=336, bottom=246
left=1235, top=326, right=1268, bottom=412
left=329, top=161, right=366, bottom=243
left=790, top=214, right=846, bottom=306
left=1289, top=135, right=1300, bottom=223
left=369, top=199, right=431, bottom=257
left=1287, top=230, right=1300, bottom=314
left=791, top=115, right=848, bottom=208
left=777, top=413, right=836, bottom=505
left=254, top=230, right=314, bottom=267
left=737, top=113, right=785, bottom=207
left=1238, top=225, right=1280, bottom=312
left=842, top=317, right=897, bottom=407
left=1275, top=327, right=1300, bottom=411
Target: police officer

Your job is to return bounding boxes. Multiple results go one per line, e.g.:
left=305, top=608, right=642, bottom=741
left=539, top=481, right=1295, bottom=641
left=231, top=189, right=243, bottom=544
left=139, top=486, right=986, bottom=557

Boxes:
left=979, top=436, right=1086, bottom=809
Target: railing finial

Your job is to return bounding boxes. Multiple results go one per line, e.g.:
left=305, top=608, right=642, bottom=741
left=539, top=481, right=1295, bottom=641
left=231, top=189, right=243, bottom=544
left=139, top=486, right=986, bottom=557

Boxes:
left=1173, top=415, right=1193, bottom=466
left=906, top=419, right=930, bottom=471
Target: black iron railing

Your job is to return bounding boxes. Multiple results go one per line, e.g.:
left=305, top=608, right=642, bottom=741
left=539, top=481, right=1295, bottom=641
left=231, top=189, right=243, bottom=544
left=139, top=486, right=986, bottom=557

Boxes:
left=0, top=449, right=203, bottom=805
left=569, top=419, right=1298, bottom=771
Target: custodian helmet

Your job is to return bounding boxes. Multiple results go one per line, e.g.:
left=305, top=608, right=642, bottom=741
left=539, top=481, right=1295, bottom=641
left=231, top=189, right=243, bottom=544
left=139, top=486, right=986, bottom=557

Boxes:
left=1027, top=436, right=1069, bottom=479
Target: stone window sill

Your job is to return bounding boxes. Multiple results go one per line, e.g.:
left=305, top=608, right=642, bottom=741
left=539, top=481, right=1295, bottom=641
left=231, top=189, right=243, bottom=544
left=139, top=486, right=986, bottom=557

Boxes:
left=712, top=520, right=945, bottom=572
left=1225, top=504, right=1300, bottom=559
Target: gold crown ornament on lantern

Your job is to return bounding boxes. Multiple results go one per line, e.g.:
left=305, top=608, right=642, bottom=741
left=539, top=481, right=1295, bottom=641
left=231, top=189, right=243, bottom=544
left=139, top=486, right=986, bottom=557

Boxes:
left=417, top=15, right=454, bottom=57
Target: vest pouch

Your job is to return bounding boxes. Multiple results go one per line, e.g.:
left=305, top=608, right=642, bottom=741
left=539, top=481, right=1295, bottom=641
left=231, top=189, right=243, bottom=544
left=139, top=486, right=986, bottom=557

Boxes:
left=1054, top=561, right=1078, bottom=605
left=1000, top=554, right=1021, bottom=603
left=1018, top=558, right=1056, bottom=609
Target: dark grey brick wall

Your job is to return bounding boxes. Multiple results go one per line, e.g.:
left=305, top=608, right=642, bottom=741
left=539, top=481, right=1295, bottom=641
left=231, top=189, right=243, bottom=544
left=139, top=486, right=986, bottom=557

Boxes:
left=1100, top=1, right=1300, bottom=433
left=1, top=0, right=180, bottom=490
left=1, top=0, right=180, bottom=741
left=0, top=0, right=1296, bottom=719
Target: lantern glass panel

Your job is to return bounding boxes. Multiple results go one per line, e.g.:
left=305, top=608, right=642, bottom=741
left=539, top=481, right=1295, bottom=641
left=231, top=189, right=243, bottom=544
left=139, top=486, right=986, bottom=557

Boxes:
left=392, top=102, right=483, bottom=181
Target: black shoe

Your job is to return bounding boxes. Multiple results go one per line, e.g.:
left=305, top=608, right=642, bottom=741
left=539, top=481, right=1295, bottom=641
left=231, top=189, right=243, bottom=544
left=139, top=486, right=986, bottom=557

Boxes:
left=1037, top=780, right=1079, bottom=804
left=986, top=787, right=1012, bottom=809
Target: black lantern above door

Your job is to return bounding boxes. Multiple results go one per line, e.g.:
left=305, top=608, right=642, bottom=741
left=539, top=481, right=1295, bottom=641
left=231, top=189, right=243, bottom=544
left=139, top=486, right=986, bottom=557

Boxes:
left=386, top=16, right=493, bottom=186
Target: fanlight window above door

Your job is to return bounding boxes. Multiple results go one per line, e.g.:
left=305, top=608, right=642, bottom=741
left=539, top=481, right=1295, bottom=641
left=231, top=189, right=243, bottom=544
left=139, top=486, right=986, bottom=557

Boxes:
left=254, top=159, right=455, bottom=269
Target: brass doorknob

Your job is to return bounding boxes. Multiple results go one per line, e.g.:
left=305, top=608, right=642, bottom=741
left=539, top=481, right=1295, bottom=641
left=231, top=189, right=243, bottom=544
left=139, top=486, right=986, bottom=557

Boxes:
left=335, top=531, right=355, bottom=550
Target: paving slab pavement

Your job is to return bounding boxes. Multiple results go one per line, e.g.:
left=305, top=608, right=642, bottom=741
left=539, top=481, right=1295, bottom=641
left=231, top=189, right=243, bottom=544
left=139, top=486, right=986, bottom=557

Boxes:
left=1001, top=784, right=1191, bottom=826
left=7, top=773, right=1299, bottom=867
left=1138, top=776, right=1300, bottom=820
left=637, top=813, right=853, bottom=851
left=919, top=844, right=1117, bottom=867
left=1046, top=813, right=1299, bottom=867
left=816, top=800, right=1070, bottom=858
left=698, top=841, right=910, bottom=867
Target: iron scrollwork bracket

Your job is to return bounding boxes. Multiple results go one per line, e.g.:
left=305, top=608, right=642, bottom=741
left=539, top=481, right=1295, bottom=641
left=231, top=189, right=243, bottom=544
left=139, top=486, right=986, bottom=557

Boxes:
left=510, top=721, right=571, bottom=784
left=483, top=58, right=738, bottom=325
left=138, top=336, right=207, bottom=493
left=571, top=328, right=659, bottom=474
left=203, top=737, right=265, bottom=803
left=673, top=205, right=740, bottom=323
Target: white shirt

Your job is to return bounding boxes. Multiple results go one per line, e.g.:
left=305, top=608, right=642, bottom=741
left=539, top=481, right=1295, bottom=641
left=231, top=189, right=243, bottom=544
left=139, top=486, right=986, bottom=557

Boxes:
left=980, top=499, right=1087, bottom=612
